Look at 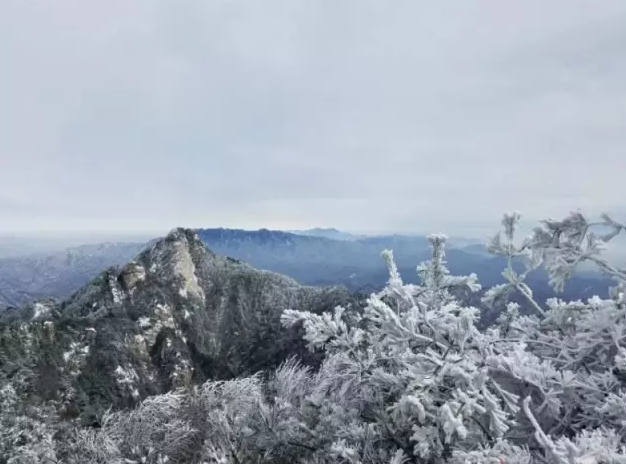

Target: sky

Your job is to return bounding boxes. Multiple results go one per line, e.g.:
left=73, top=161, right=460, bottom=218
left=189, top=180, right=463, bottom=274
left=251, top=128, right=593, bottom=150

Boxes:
left=1, top=0, right=626, bottom=238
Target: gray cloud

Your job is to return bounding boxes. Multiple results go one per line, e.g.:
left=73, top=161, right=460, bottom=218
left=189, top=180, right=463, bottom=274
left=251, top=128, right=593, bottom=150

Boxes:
left=1, top=0, right=625, bottom=236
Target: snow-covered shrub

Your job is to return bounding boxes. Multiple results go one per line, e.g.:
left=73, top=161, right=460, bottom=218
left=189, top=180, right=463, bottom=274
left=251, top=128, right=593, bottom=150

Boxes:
left=0, top=384, right=58, bottom=464
left=282, top=234, right=515, bottom=462
left=278, top=210, right=626, bottom=463
left=64, top=390, right=196, bottom=464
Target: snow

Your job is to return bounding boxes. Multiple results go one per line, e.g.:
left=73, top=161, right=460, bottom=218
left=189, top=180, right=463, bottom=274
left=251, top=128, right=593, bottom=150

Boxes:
left=114, top=365, right=139, bottom=388
left=170, top=358, right=192, bottom=384
left=139, top=304, right=177, bottom=348
left=62, top=342, right=90, bottom=377
left=109, top=274, right=124, bottom=304
left=31, top=302, right=50, bottom=320
left=132, top=264, right=146, bottom=282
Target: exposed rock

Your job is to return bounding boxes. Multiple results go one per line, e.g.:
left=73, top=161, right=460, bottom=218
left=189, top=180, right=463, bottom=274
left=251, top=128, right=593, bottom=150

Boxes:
left=31, top=301, right=52, bottom=320
left=119, top=261, right=146, bottom=294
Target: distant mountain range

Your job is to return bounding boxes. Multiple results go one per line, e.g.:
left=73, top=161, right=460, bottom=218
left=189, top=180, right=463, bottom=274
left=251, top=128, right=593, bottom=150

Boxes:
left=289, top=228, right=363, bottom=241
left=0, top=232, right=157, bottom=258
left=195, top=228, right=612, bottom=299
left=195, top=227, right=432, bottom=285
left=0, top=242, right=151, bottom=308
left=0, top=227, right=616, bottom=311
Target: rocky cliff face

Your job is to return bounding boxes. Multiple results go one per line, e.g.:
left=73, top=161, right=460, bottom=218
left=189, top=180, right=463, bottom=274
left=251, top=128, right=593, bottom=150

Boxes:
left=0, top=228, right=360, bottom=425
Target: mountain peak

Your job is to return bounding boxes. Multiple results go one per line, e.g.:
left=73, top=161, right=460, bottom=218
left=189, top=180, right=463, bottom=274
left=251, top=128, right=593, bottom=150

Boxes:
left=0, top=229, right=360, bottom=423
left=290, top=227, right=360, bottom=241
left=162, top=227, right=208, bottom=252
left=164, top=227, right=201, bottom=241
left=142, top=227, right=208, bottom=301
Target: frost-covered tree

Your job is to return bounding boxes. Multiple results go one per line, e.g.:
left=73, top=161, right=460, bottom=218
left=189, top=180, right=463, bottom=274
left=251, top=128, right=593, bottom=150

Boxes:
left=281, top=234, right=521, bottom=463
left=278, top=210, right=626, bottom=463
left=0, top=384, right=58, bottom=464
left=482, top=211, right=626, bottom=462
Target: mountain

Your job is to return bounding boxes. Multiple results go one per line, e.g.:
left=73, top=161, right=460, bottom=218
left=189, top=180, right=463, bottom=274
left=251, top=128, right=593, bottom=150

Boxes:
left=196, top=227, right=615, bottom=330
left=195, top=228, right=612, bottom=297
left=290, top=227, right=362, bottom=241
left=196, top=228, right=435, bottom=289
left=0, top=227, right=615, bottom=313
left=0, top=232, right=158, bottom=258
left=0, top=225, right=616, bottom=458
left=0, top=241, right=151, bottom=308
left=0, top=236, right=63, bottom=258
left=0, top=228, right=359, bottom=424
left=456, top=243, right=491, bottom=257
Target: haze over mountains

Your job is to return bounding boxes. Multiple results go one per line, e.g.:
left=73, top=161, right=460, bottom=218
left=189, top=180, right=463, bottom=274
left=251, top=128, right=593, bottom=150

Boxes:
left=0, top=226, right=616, bottom=313
left=0, top=241, right=151, bottom=308
left=0, top=232, right=157, bottom=258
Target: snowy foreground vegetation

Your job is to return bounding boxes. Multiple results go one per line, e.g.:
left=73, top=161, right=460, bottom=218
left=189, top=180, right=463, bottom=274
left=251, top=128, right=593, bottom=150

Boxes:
left=4, top=211, right=626, bottom=464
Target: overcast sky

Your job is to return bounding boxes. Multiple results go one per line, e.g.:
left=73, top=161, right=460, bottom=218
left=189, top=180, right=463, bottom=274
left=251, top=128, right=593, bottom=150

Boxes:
left=1, top=0, right=625, bottom=237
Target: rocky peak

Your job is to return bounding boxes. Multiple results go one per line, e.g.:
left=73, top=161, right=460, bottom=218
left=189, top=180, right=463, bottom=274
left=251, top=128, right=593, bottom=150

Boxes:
left=0, top=229, right=362, bottom=424
left=139, top=228, right=208, bottom=301
left=118, top=261, right=146, bottom=294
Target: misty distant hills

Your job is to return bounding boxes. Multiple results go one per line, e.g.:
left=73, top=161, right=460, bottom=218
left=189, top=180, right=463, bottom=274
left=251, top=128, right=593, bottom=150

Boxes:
left=455, top=243, right=492, bottom=257
left=0, top=233, right=157, bottom=258
left=0, top=241, right=151, bottom=308
left=195, top=228, right=433, bottom=287
left=196, top=228, right=613, bottom=301
left=289, top=227, right=363, bottom=241
left=0, top=227, right=615, bottom=310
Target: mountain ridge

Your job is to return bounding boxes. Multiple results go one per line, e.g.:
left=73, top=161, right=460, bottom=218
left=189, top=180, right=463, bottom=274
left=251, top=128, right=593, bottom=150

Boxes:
left=0, top=241, right=153, bottom=308
left=1, top=226, right=614, bottom=312
left=289, top=227, right=363, bottom=241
